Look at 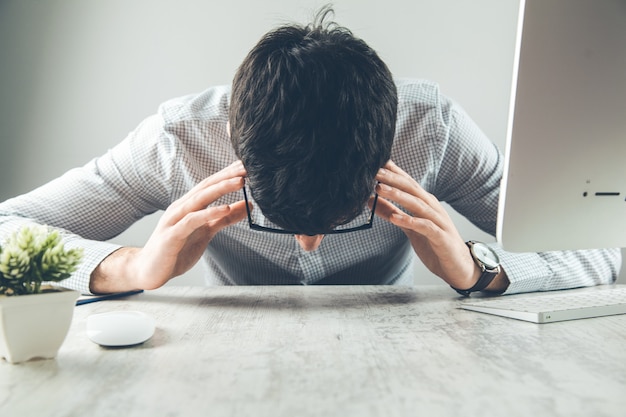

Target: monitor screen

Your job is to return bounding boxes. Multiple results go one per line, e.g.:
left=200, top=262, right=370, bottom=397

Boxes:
left=497, top=0, right=626, bottom=252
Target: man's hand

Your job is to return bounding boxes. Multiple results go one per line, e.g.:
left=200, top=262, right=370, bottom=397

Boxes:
left=374, top=160, right=508, bottom=292
left=90, top=161, right=249, bottom=293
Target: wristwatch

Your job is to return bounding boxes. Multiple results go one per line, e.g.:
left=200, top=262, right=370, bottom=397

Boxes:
left=451, top=241, right=501, bottom=296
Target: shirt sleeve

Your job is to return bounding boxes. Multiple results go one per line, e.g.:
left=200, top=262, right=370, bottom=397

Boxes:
left=0, top=114, right=175, bottom=294
left=432, top=94, right=621, bottom=294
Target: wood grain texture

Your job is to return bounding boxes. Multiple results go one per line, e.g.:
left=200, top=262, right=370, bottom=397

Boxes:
left=1, top=286, right=624, bottom=417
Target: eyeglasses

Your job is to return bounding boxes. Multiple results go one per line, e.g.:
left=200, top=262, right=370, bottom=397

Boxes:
left=242, top=182, right=378, bottom=236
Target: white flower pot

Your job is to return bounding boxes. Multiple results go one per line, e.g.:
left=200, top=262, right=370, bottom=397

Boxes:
left=0, top=288, right=79, bottom=364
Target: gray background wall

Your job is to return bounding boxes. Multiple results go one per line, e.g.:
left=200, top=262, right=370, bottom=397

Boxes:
left=1, top=0, right=623, bottom=286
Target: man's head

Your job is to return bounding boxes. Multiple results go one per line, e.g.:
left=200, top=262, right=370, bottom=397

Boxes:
left=229, top=7, right=397, bottom=235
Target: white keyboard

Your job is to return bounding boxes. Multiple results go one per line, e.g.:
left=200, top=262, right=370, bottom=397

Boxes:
left=459, top=285, right=626, bottom=323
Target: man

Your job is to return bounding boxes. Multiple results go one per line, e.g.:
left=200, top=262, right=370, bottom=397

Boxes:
left=0, top=9, right=620, bottom=295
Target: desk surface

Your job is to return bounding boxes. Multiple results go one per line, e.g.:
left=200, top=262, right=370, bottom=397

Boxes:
left=1, top=285, right=625, bottom=417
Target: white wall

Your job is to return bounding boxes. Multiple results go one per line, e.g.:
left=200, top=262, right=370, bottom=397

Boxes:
left=2, top=0, right=621, bottom=285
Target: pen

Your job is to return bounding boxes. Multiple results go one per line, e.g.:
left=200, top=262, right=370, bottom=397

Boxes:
left=76, top=290, right=144, bottom=306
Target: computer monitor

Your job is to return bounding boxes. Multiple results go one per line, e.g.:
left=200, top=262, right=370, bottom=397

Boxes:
left=496, top=0, right=626, bottom=252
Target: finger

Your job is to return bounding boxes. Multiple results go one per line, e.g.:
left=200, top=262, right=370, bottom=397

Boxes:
left=369, top=195, right=403, bottom=222
left=206, top=200, right=249, bottom=233
left=166, top=177, right=244, bottom=226
left=375, top=182, right=451, bottom=232
left=376, top=161, right=439, bottom=208
left=184, top=160, right=246, bottom=198
left=168, top=160, right=245, bottom=213
left=376, top=160, right=450, bottom=224
left=389, top=211, right=443, bottom=240
left=165, top=199, right=247, bottom=244
left=168, top=204, right=233, bottom=240
left=373, top=197, right=445, bottom=242
left=382, top=160, right=413, bottom=181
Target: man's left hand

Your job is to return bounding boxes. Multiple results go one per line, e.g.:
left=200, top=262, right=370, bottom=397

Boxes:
left=374, top=160, right=503, bottom=291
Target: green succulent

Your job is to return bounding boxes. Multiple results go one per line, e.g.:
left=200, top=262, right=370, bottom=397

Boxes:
left=0, top=225, right=83, bottom=295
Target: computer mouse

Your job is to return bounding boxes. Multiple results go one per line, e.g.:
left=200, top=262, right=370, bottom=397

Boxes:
left=86, top=310, right=156, bottom=347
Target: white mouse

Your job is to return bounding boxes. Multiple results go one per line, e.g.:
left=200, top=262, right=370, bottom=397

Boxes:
left=86, top=311, right=156, bottom=347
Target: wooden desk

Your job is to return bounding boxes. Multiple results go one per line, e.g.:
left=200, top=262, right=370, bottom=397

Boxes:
left=1, top=286, right=625, bottom=417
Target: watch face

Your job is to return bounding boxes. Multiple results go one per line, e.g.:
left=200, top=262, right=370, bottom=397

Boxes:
left=471, top=242, right=500, bottom=269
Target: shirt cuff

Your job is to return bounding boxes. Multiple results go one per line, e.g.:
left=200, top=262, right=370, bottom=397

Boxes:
left=490, top=245, right=554, bottom=295
left=58, top=239, right=123, bottom=295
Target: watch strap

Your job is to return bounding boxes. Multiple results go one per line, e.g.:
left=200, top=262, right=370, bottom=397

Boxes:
left=451, top=241, right=500, bottom=296
left=451, top=269, right=499, bottom=297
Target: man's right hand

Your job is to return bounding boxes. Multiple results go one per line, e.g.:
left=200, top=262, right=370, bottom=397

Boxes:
left=90, top=160, right=248, bottom=294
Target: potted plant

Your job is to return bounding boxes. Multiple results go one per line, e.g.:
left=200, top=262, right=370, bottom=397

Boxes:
left=0, top=225, right=83, bottom=364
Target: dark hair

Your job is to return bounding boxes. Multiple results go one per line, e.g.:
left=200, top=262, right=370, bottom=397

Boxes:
left=230, top=6, right=397, bottom=235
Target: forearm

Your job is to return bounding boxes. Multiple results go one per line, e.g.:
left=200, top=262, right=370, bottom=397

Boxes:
left=484, top=269, right=510, bottom=294
left=454, top=259, right=510, bottom=295
left=90, top=247, right=143, bottom=294
left=494, top=247, right=621, bottom=294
